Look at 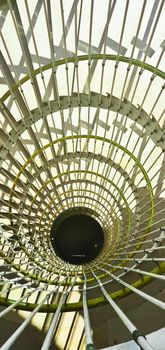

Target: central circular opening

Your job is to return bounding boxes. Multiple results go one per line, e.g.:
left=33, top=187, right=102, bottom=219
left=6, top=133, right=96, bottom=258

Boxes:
left=50, top=209, right=104, bottom=264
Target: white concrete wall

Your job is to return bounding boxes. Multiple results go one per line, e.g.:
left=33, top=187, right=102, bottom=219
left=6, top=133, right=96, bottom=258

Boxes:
left=101, top=328, right=165, bottom=350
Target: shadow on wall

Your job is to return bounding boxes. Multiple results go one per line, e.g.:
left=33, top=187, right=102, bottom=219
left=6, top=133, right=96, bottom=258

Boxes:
left=0, top=310, right=61, bottom=350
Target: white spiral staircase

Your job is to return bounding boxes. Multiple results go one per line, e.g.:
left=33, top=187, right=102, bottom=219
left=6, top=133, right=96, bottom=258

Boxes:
left=0, top=1, right=165, bottom=349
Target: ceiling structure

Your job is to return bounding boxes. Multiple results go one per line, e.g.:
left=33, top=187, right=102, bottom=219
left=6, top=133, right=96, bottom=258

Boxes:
left=0, top=0, right=165, bottom=349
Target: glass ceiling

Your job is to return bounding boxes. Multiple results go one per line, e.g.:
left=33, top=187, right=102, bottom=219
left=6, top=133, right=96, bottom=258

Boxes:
left=0, top=1, right=165, bottom=349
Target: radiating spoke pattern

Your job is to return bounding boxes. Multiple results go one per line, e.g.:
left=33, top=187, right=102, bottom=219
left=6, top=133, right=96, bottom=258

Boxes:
left=0, top=1, right=165, bottom=349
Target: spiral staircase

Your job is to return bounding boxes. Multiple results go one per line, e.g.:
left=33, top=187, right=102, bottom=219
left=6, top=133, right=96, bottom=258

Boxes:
left=0, top=1, right=165, bottom=349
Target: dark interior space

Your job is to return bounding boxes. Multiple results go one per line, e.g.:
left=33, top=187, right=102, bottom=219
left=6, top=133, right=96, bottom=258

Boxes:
left=51, top=211, right=104, bottom=264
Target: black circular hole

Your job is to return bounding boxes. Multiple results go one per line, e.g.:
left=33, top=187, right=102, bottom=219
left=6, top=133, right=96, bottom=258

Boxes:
left=50, top=209, right=104, bottom=264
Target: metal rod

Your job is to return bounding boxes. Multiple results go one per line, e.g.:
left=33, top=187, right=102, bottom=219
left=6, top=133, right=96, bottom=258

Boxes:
left=91, top=269, right=156, bottom=350
left=83, top=275, right=95, bottom=347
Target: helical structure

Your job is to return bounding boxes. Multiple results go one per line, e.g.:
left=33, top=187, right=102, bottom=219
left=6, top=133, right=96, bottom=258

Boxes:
left=0, top=1, right=165, bottom=349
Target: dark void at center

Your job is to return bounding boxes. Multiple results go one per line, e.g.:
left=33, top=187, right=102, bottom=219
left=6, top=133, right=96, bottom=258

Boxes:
left=50, top=210, right=104, bottom=264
